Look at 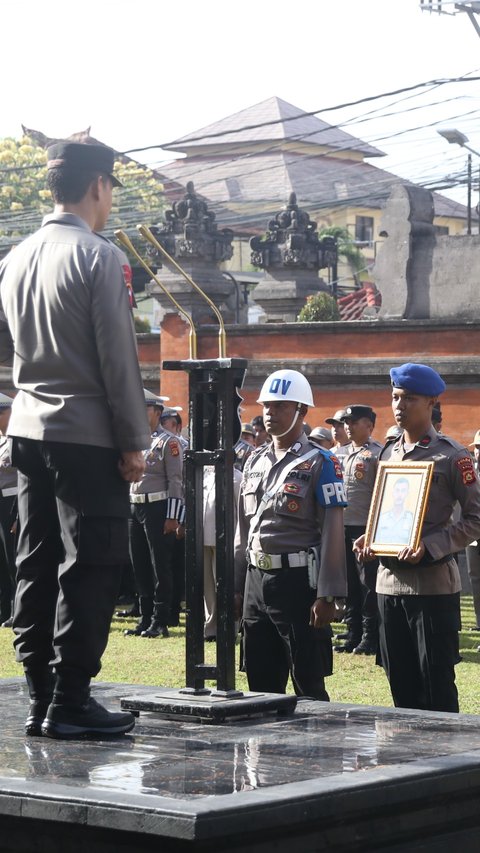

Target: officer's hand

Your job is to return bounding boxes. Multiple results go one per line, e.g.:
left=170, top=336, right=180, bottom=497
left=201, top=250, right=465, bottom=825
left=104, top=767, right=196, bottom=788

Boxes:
left=233, top=592, right=243, bottom=621
left=118, top=451, right=145, bottom=482
left=353, top=534, right=377, bottom=562
left=164, top=518, right=178, bottom=535
left=310, top=598, right=336, bottom=629
left=396, top=541, right=426, bottom=564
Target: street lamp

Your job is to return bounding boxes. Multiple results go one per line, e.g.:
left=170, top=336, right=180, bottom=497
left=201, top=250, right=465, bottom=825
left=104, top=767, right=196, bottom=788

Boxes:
left=437, top=128, right=480, bottom=234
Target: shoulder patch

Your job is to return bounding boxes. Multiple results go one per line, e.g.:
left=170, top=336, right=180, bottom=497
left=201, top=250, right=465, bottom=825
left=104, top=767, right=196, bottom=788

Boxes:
left=169, top=440, right=180, bottom=457
left=330, top=453, right=344, bottom=480
left=456, top=455, right=476, bottom=485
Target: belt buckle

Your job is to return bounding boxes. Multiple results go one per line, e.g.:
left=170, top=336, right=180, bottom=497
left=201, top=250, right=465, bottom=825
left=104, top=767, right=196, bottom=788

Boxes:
left=256, top=553, right=273, bottom=570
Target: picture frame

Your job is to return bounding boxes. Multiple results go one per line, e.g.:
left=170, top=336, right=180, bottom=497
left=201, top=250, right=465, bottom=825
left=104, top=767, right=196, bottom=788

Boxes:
left=364, top=461, right=434, bottom=556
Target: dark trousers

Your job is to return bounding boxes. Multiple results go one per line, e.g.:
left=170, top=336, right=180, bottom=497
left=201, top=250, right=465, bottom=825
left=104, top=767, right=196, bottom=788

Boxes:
left=344, top=525, right=379, bottom=639
left=243, top=565, right=332, bottom=700
left=129, top=500, right=176, bottom=625
left=0, top=494, right=16, bottom=622
left=11, top=438, right=129, bottom=692
left=377, top=592, right=461, bottom=712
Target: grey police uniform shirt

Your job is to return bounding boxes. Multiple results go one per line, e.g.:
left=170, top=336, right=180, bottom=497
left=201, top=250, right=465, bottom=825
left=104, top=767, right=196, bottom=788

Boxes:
left=376, top=509, right=414, bottom=545
left=0, top=435, right=17, bottom=492
left=341, top=437, right=383, bottom=526
left=130, top=427, right=184, bottom=520
left=234, top=432, right=348, bottom=599
left=376, top=426, right=480, bottom=596
left=0, top=212, right=150, bottom=451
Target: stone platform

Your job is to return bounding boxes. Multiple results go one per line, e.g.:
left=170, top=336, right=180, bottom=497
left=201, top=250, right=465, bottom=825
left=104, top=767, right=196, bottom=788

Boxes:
left=2, top=678, right=480, bottom=852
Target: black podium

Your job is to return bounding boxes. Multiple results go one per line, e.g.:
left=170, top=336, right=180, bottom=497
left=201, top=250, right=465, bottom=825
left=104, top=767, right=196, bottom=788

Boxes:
left=121, top=358, right=296, bottom=722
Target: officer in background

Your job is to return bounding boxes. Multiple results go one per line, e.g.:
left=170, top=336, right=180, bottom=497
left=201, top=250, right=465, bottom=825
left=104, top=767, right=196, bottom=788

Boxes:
left=234, top=423, right=256, bottom=471
left=0, top=393, right=17, bottom=628
left=335, top=405, right=382, bottom=655
left=466, top=429, right=480, bottom=635
left=127, top=390, right=184, bottom=638
left=432, top=402, right=442, bottom=433
left=159, top=406, right=187, bottom=626
left=355, top=363, right=480, bottom=712
left=251, top=414, right=270, bottom=448
left=325, top=409, right=349, bottom=456
left=309, top=427, right=335, bottom=451
left=234, top=369, right=347, bottom=701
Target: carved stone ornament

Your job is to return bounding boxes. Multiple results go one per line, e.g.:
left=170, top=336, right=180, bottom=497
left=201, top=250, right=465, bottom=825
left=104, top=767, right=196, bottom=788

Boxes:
left=250, top=193, right=336, bottom=271
left=148, top=181, right=234, bottom=264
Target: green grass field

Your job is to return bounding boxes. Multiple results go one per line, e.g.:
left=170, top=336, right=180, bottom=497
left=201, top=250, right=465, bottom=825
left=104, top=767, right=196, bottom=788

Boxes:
left=1, top=595, right=479, bottom=714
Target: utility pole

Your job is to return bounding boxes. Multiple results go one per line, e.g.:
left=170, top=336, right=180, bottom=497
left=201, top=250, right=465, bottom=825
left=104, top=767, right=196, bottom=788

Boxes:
left=420, top=2, right=480, bottom=39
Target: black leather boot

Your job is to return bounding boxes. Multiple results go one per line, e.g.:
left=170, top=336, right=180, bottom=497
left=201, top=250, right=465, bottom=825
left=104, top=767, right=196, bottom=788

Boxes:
left=42, top=666, right=135, bottom=739
left=24, top=666, right=55, bottom=736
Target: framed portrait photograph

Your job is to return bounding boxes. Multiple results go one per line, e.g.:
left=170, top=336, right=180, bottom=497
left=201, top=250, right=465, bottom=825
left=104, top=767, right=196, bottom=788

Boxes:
left=364, top=461, right=434, bottom=556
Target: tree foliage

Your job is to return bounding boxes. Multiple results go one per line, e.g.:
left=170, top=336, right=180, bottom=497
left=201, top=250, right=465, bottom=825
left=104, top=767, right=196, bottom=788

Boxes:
left=318, top=225, right=366, bottom=277
left=297, top=291, right=340, bottom=322
left=0, top=135, right=167, bottom=253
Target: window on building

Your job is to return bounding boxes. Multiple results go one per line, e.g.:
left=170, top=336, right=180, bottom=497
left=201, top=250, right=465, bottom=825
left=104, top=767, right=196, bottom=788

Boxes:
left=226, top=178, right=241, bottom=200
left=355, top=216, right=374, bottom=243
left=434, top=225, right=449, bottom=236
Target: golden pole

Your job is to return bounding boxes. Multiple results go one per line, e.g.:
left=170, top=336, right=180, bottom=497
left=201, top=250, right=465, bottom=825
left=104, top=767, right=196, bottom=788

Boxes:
left=115, top=229, right=197, bottom=359
left=137, top=224, right=227, bottom=358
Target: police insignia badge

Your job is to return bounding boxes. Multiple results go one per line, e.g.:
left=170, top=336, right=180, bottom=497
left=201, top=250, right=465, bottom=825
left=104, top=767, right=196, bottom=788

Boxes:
left=170, top=441, right=180, bottom=457
left=284, top=482, right=300, bottom=494
left=355, top=471, right=364, bottom=480
left=331, top=455, right=343, bottom=479
left=297, top=460, right=314, bottom=471
left=456, top=456, right=476, bottom=485
left=287, top=499, right=300, bottom=512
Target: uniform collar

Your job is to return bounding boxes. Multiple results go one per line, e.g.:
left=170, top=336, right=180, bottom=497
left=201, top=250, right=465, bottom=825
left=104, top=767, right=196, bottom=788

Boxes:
left=41, top=212, right=92, bottom=232
left=288, top=432, right=310, bottom=456
left=399, top=424, right=438, bottom=450
left=266, top=431, right=309, bottom=460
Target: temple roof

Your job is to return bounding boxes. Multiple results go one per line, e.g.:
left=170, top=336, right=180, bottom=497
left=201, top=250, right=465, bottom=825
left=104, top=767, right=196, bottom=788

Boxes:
left=163, top=96, right=385, bottom=158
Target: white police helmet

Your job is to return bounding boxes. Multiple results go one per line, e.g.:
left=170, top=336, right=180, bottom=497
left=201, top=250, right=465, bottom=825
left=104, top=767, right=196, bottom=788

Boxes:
left=257, top=369, right=314, bottom=408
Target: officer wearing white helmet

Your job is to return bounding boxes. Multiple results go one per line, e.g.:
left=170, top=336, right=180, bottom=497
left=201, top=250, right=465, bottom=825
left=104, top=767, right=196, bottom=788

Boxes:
left=234, top=369, right=347, bottom=700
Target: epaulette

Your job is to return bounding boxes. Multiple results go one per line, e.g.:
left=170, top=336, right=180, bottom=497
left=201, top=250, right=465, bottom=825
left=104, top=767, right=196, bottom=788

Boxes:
left=435, top=433, right=467, bottom=452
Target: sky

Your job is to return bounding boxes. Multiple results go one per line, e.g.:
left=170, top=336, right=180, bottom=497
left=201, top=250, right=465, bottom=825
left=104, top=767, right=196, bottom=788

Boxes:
left=2, top=0, right=480, bottom=206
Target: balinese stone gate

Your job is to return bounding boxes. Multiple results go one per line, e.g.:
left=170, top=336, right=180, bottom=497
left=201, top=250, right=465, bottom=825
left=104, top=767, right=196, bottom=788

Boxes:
left=375, top=184, right=480, bottom=321
left=146, top=180, right=236, bottom=323
left=135, top=181, right=480, bottom=439
left=249, top=192, right=337, bottom=322
left=143, top=182, right=237, bottom=403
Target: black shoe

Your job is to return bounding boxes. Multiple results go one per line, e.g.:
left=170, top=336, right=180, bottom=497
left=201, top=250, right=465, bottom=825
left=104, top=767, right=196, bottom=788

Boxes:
left=41, top=697, right=135, bottom=739
left=334, top=639, right=359, bottom=653
left=1, top=616, right=13, bottom=628
left=124, top=617, right=151, bottom=636
left=116, top=606, right=140, bottom=618
left=141, top=622, right=169, bottom=638
left=25, top=701, right=50, bottom=737
left=335, top=631, right=350, bottom=641
left=352, top=638, right=377, bottom=655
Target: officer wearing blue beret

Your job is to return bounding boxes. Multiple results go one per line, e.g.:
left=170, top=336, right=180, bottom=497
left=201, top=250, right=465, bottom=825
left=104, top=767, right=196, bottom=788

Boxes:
left=355, top=362, right=480, bottom=712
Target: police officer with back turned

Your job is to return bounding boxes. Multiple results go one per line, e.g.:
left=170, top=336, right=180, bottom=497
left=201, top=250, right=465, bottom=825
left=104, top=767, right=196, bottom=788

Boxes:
left=0, top=142, right=151, bottom=738
left=234, top=369, right=347, bottom=701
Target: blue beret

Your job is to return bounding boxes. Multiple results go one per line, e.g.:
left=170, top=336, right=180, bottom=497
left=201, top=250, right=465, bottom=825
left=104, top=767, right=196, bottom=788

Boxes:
left=390, top=363, right=446, bottom=396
